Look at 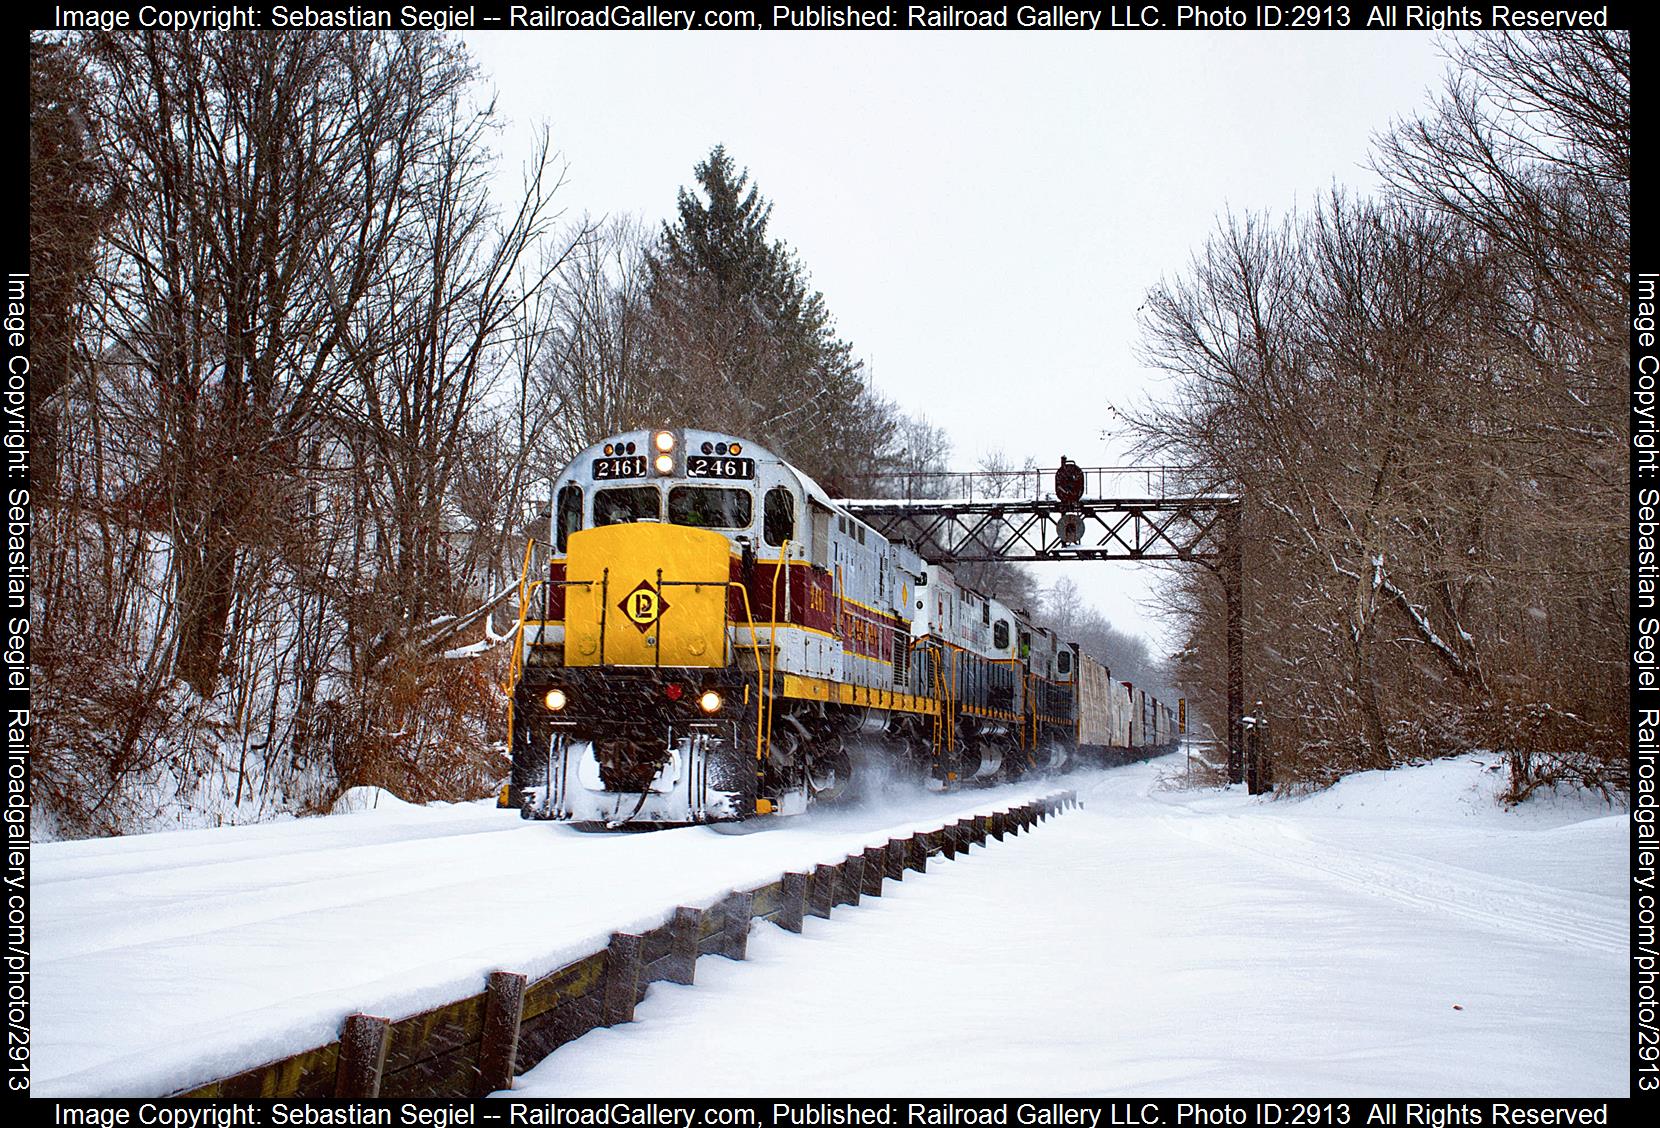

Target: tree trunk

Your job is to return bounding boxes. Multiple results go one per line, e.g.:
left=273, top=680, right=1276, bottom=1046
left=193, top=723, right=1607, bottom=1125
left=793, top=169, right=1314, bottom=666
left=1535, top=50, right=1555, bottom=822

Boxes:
left=173, top=500, right=240, bottom=697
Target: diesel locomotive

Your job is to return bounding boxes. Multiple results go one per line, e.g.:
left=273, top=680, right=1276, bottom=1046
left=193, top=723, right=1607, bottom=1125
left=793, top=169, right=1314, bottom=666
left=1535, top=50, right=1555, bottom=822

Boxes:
left=504, top=428, right=1178, bottom=828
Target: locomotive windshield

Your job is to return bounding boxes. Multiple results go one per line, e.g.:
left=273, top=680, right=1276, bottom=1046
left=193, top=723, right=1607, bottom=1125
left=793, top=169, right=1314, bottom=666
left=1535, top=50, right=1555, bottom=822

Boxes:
left=593, top=486, right=661, bottom=526
left=668, top=486, right=752, bottom=530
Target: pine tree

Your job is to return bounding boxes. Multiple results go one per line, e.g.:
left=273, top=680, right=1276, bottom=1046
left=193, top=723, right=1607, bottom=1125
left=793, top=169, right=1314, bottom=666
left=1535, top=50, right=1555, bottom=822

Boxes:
left=645, top=146, right=891, bottom=488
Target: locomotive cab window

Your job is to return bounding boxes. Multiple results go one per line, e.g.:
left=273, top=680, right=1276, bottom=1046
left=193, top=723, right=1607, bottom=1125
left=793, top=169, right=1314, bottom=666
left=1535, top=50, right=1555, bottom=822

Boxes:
left=556, top=484, right=583, bottom=552
left=593, top=486, right=660, bottom=526
left=1057, top=651, right=1072, bottom=675
left=763, top=487, right=795, bottom=547
left=994, top=620, right=1010, bottom=650
left=669, top=486, right=753, bottom=529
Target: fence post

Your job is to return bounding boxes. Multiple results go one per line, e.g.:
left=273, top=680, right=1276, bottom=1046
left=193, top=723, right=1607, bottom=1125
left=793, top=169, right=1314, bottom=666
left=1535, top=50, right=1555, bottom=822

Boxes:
left=840, top=856, right=865, bottom=906
left=886, top=838, right=906, bottom=881
left=779, top=873, right=808, bottom=934
left=862, top=847, right=886, bottom=896
left=906, top=834, right=927, bottom=874
left=474, top=972, right=527, bottom=1097
left=334, top=1014, right=390, bottom=1099
left=1245, top=703, right=1269, bottom=795
left=602, top=933, right=643, bottom=1025
left=810, top=864, right=836, bottom=918
left=721, top=892, right=753, bottom=959
left=667, top=906, right=701, bottom=983
left=1249, top=705, right=1271, bottom=794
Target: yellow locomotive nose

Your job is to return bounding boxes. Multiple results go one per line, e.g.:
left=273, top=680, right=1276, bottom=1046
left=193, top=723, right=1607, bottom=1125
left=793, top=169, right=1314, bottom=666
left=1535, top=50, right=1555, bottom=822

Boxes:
left=563, top=523, right=731, bottom=667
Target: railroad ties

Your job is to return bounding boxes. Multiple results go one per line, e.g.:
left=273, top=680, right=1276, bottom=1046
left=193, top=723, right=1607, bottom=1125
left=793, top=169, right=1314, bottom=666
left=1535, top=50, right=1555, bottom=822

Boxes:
left=176, top=791, right=1079, bottom=1100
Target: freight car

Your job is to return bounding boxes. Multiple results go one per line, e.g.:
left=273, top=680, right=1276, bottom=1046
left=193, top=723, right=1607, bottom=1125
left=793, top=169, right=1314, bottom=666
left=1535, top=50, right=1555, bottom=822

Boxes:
left=504, top=428, right=1178, bottom=827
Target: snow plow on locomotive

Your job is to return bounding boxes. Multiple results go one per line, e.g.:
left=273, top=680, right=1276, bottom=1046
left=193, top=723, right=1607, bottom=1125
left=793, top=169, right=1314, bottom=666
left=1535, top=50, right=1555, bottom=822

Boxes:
left=504, top=429, right=1178, bottom=828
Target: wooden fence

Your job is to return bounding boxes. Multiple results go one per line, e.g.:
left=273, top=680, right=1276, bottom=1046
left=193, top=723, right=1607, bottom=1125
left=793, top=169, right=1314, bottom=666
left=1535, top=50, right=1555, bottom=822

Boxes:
left=177, top=792, right=1079, bottom=1099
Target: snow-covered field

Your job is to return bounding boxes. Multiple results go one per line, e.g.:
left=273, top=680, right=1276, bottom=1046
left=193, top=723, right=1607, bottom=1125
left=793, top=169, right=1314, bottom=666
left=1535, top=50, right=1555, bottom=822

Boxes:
left=32, top=754, right=1627, bottom=1097
left=514, top=755, right=1626, bottom=1097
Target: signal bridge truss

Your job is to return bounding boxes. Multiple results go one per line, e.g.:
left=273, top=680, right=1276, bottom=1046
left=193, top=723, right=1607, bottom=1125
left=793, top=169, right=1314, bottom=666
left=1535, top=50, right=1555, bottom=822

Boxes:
left=838, top=493, right=1238, bottom=563
left=837, top=463, right=1239, bottom=565
left=836, top=464, right=1255, bottom=790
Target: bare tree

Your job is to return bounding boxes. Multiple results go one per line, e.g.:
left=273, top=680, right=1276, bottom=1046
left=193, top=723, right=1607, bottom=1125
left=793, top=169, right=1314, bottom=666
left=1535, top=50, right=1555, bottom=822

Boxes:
left=83, top=32, right=472, bottom=697
left=536, top=214, right=660, bottom=458
left=1127, top=31, right=1628, bottom=794
left=333, top=112, right=577, bottom=672
left=35, top=32, right=581, bottom=832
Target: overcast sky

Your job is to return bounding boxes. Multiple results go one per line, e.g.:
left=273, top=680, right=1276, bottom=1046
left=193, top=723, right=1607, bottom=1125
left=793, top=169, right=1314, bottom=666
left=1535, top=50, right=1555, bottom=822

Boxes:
left=462, top=29, right=1460, bottom=653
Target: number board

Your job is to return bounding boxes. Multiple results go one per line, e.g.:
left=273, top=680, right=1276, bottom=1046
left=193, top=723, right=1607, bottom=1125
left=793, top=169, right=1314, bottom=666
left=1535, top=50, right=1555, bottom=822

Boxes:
left=592, top=456, right=647, bottom=480
left=686, top=455, right=755, bottom=480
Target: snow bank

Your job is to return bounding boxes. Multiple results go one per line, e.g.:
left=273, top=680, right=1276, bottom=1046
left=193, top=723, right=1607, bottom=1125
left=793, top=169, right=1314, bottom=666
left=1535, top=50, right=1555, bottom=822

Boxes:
left=511, top=754, right=1628, bottom=1098
left=329, top=786, right=416, bottom=815
left=33, top=778, right=1068, bottom=1097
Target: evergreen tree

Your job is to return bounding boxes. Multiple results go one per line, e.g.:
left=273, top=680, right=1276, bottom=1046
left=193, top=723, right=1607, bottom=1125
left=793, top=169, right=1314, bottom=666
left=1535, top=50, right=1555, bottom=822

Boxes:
left=645, top=146, right=891, bottom=488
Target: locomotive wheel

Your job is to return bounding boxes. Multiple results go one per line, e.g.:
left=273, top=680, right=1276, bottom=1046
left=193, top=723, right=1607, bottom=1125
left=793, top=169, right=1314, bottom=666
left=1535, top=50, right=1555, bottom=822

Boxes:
left=806, top=744, right=854, bottom=803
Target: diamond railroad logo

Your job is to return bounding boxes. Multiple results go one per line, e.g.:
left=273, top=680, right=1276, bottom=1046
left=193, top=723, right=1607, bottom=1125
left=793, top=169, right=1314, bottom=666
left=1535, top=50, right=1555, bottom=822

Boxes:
left=619, top=580, right=668, bottom=631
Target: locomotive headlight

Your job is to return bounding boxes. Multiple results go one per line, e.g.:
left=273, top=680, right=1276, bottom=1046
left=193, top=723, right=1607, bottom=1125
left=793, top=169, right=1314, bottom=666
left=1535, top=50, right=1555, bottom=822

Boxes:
left=654, top=454, right=675, bottom=475
left=544, top=688, right=568, bottom=711
left=698, top=690, right=722, bottom=714
left=654, top=431, right=676, bottom=453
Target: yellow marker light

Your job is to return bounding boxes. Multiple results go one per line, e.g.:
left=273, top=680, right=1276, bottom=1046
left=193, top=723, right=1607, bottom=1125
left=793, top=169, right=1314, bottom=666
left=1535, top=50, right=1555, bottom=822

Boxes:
left=755, top=798, right=775, bottom=815
left=654, top=431, right=676, bottom=452
left=698, top=690, right=722, bottom=714
left=603, top=443, right=614, bottom=455
left=729, top=442, right=742, bottom=454
left=544, top=688, right=568, bottom=711
left=654, top=453, right=675, bottom=474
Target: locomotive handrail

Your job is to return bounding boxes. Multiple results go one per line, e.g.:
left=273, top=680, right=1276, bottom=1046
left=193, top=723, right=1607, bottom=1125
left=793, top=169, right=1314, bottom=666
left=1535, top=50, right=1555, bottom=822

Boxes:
left=722, top=581, right=773, bottom=803
left=766, top=541, right=790, bottom=791
left=915, top=638, right=954, bottom=773
left=507, top=539, right=543, bottom=695
left=654, top=568, right=665, bottom=669
left=510, top=576, right=600, bottom=687
left=1024, top=670, right=1036, bottom=756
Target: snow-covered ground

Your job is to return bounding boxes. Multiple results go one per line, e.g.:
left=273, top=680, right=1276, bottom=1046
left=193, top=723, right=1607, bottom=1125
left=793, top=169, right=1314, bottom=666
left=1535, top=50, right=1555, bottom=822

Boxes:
left=32, top=753, right=1627, bottom=1097
left=30, top=776, right=1073, bottom=1097
left=510, top=755, right=1628, bottom=1097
